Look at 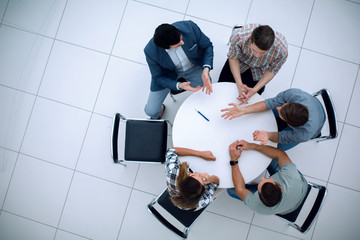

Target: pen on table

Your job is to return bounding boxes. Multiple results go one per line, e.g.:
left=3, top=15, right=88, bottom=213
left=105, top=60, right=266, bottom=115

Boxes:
left=194, top=109, right=210, bottom=122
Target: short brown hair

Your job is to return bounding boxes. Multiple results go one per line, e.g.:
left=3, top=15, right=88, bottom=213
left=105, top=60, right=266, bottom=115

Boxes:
left=250, top=25, right=275, bottom=51
left=170, top=162, right=205, bottom=209
left=280, top=102, right=309, bottom=127
left=259, top=182, right=282, bottom=207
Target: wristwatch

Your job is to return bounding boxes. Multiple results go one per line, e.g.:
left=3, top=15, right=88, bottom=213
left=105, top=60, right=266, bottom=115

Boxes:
left=230, top=160, right=238, bottom=166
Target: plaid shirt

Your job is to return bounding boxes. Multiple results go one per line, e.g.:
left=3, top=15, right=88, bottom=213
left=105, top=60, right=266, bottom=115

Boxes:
left=165, top=148, right=218, bottom=209
left=228, top=23, right=288, bottom=81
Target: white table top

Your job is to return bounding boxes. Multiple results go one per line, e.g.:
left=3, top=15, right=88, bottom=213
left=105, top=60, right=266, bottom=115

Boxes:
left=172, top=82, right=278, bottom=188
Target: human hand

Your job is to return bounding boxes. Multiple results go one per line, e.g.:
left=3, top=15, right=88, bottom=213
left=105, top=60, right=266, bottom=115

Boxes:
left=237, top=140, right=254, bottom=151
left=253, top=130, right=269, bottom=145
left=200, top=151, right=216, bottom=161
left=179, top=82, right=202, bottom=92
left=229, top=140, right=242, bottom=161
left=201, top=68, right=213, bottom=95
left=220, top=103, right=245, bottom=120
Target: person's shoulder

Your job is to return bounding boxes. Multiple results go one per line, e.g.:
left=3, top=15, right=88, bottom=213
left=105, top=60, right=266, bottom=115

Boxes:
left=144, top=38, right=156, bottom=53
left=172, top=20, right=196, bottom=30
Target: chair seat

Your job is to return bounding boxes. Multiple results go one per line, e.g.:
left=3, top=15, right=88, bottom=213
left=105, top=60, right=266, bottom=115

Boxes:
left=125, top=120, right=167, bottom=162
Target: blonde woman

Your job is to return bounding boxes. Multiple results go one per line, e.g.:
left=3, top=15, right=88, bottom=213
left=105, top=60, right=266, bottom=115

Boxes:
left=165, top=148, right=219, bottom=210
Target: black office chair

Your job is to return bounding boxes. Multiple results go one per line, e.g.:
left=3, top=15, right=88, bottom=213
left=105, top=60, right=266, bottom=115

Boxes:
left=276, top=182, right=327, bottom=233
left=312, top=89, right=338, bottom=142
left=148, top=188, right=208, bottom=239
left=111, top=113, right=168, bottom=165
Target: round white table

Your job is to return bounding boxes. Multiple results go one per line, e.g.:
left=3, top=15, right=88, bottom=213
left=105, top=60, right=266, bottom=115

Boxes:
left=172, top=82, right=278, bottom=188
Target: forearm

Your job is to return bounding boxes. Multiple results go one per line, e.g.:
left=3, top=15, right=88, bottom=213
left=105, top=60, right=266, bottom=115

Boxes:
left=228, top=58, right=243, bottom=86
left=243, top=101, right=268, bottom=114
left=231, top=165, right=249, bottom=201
left=268, top=132, right=279, bottom=143
left=172, top=147, right=201, bottom=157
left=249, top=143, right=291, bottom=167
left=253, top=70, right=274, bottom=92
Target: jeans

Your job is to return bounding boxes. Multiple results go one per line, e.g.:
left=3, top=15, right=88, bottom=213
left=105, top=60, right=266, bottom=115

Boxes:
left=144, top=65, right=204, bottom=118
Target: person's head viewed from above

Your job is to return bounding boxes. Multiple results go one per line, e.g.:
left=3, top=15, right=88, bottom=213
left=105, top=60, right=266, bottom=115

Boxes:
left=171, top=162, right=206, bottom=209
left=249, top=25, right=275, bottom=58
left=153, top=23, right=183, bottom=49
left=277, top=102, right=309, bottom=127
left=258, top=177, right=283, bottom=207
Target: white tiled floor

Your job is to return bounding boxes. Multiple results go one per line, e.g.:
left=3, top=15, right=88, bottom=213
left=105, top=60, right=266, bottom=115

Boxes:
left=0, top=0, right=359, bottom=239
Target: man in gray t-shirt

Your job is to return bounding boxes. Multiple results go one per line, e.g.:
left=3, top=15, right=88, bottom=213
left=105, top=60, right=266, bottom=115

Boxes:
left=227, top=140, right=308, bottom=215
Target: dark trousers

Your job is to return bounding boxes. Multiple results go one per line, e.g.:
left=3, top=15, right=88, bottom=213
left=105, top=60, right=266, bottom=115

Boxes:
left=218, top=58, right=265, bottom=95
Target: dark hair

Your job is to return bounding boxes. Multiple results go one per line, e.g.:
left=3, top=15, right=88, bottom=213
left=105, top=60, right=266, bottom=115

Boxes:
left=170, top=162, right=205, bottom=209
left=280, top=102, right=309, bottom=127
left=153, top=23, right=181, bottom=49
left=259, top=182, right=282, bottom=207
left=250, top=25, right=275, bottom=51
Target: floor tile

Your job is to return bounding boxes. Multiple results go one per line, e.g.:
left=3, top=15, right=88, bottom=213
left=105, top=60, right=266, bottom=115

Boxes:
left=39, top=40, right=108, bottom=111
left=3, top=154, right=73, bottom=226
left=0, top=148, right=17, bottom=208
left=206, top=189, right=254, bottom=223
left=112, top=0, right=183, bottom=64
left=138, top=0, right=189, bottom=13
left=312, top=183, right=360, bottom=240
left=94, top=56, right=150, bottom=118
left=133, top=163, right=166, bottom=195
left=0, top=86, right=35, bottom=151
left=77, top=114, right=139, bottom=187
left=21, top=98, right=91, bottom=169
left=3, top=0, right=67, bottom=37
left=57, top=0, right=126, bottom=53
left=345, top=73, right=360, bottom=127
left=118, top=189, right=179, bottom=240
left=262, top=45, right=300, bottom=99
left=187, top=0, right=251, bottom=27
left=292, top=49, right=358, bottom=122
left=55, top=230, right=90, bottom=240
left=329, top=124, right=360, bottom=191
left=0, top=25, right=53, bottom=94
left=0, top=212, right=56, bottom=240
left=303, top=0, right=360, bottom=63
left=287, top=122, right=343, bottom=181
left=59, top=172, right=131, bottom=240
left=248, top=225, right=299, bottom=240
left=247, top=0, right=313, bottom=47
left=188, top=211, right=250, bottom=240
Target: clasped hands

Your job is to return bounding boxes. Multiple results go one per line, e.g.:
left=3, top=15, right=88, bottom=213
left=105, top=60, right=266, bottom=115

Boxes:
left=229, top=140, right=254, bottom=160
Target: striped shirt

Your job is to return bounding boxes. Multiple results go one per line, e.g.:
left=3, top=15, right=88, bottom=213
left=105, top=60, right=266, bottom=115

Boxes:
left=165, top=148, right=218, bottom=210
left=228, top=23, right=288, bottom=81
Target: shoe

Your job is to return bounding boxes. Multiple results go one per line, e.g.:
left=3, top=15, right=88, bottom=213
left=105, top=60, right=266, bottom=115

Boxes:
left=157, top=104, right=165, bottom=119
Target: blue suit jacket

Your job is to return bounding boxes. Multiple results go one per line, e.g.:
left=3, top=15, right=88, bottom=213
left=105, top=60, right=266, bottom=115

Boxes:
left=144, top=20, right=214, bottom=91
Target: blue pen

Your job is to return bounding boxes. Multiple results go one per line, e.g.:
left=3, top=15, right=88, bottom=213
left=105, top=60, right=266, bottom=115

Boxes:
left=194, top=109, right=210, bottom=121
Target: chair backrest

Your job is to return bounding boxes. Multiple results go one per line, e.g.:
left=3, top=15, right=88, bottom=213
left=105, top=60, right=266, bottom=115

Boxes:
left=313, top=89, right=338, bottom=142
left=147, top=189, right=207, bottom=239
left=276, top=182, right=327, bottom=233
left=111, top=113, right=167, bottom=164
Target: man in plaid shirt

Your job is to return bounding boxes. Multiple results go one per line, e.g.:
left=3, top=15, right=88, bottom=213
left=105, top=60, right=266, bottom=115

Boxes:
left=219, top=24, right=288, bottom=103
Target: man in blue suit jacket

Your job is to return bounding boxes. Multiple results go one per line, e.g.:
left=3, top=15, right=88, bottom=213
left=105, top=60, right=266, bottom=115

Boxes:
left=144, top=20, right=214, bottom=119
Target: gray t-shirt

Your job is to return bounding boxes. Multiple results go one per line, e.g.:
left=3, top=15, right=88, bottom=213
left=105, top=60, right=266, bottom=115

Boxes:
left=244, top=162, right=308, bottom=215
left=265, top=88, right=326, bottom=144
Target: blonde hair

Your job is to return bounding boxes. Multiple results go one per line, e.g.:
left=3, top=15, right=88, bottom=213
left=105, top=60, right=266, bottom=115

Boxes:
left=170, top=162, right=205, bottom=209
